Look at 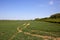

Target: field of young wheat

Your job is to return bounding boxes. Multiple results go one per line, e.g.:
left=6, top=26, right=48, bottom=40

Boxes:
left=0, top=20, right=60, bottom=40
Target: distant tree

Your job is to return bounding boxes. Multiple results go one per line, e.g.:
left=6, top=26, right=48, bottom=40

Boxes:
left=50, top=13, right=60, bottom=18
left=34, top=18, right=40, bottom=21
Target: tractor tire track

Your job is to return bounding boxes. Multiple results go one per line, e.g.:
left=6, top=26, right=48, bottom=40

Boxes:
left=8, top=27, right=23, bottom=40
left=24, top=32, right=60, bottom=40
left=9, top=23, right=60, bottom=40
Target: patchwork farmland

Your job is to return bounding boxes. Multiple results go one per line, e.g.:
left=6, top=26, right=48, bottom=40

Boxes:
left=0, top=20, right=60, bottom=40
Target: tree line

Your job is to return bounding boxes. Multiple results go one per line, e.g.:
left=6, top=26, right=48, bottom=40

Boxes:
left=34, top=13, right=60, bottom=23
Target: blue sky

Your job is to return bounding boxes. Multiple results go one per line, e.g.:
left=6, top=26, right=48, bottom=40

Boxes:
left=0, top=0, right=60, bottom=20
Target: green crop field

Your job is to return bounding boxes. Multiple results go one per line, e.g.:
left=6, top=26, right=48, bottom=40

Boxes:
left=0, top=20, right=60, bottom=40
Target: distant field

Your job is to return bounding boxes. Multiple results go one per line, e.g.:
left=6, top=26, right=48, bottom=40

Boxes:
left=0, top=20, right=60, bottom=40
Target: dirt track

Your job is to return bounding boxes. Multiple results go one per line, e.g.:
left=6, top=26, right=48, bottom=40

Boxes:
left=9, top=23, right=60, bottom=40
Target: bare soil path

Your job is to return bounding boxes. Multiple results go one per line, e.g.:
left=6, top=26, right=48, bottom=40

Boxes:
left=8, top=23, right=60, bottom=40
left=8, top=27, right=22, bottom=40
left=24, top=32, right=60, bottom=40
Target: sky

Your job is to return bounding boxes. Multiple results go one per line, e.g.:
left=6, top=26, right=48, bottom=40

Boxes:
left=0, top=0, right=60, bottom=20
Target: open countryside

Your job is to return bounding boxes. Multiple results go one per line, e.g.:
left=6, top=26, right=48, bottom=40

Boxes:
left=0, top=15, right=60, bottom=40
left=0, top=0, right=60, bottom=40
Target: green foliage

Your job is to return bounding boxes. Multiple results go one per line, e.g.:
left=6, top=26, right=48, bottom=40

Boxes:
left=50, top=13, right=60, bottom=18
left=34, top=13, right=60, bottom=23
left=47, top=13, right=60, bottom=23
left=34, top=18, right=40, bottom=21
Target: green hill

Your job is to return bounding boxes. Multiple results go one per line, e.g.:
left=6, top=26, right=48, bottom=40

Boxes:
left=34, top=13, right=60, bottom=23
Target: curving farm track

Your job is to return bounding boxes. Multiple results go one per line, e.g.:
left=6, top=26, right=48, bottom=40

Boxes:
left=9, top=23, right=60, bottom=40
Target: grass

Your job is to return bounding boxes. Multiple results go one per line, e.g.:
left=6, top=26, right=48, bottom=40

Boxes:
left=13, top=32, right=43, bottom=40
left=0, top=20, right=60, bottom=40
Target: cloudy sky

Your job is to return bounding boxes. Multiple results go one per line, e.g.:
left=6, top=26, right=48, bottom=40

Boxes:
left=0, top=0, right=60, bottom=20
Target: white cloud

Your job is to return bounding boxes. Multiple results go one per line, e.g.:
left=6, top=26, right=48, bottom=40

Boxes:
left=49, top=1, right=54, bottom=5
